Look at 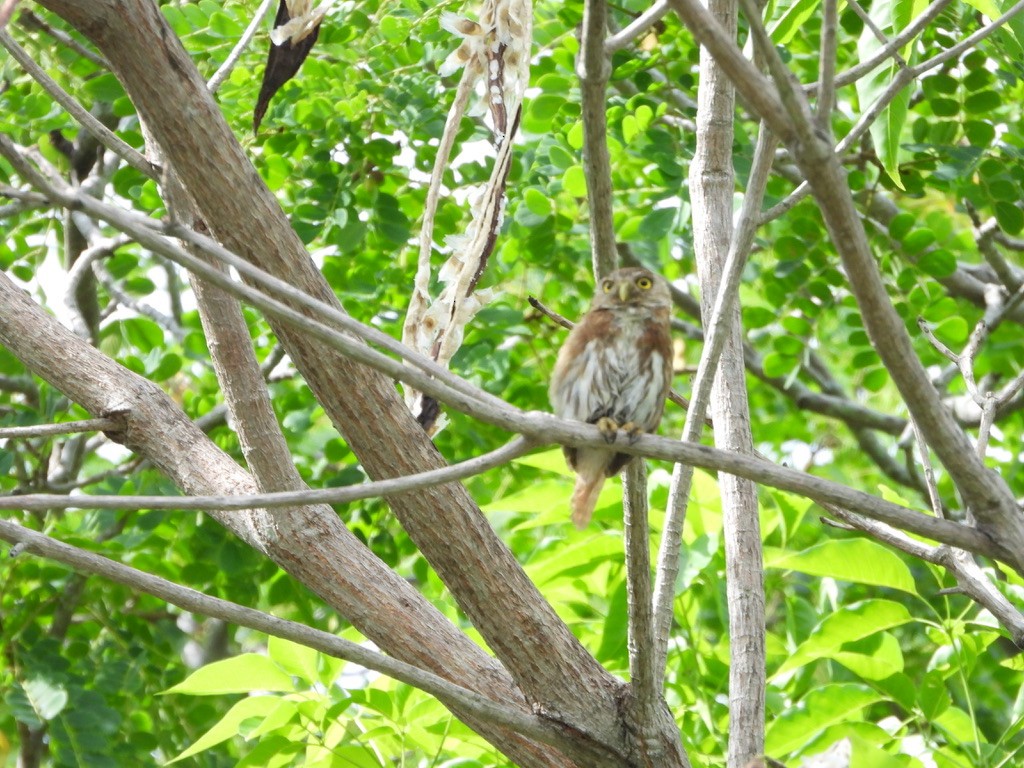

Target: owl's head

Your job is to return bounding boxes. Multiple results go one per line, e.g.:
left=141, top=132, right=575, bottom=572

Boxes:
left=592, top=267, right=671, bottom=310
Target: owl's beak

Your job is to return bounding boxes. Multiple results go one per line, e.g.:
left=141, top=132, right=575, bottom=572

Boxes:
left=619, top=283, right=630, bottom=302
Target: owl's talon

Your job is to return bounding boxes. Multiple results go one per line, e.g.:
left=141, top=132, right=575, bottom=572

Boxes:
left=596, top=417, right=619, bottom=443
left=621, top=422, right=643, bottom=444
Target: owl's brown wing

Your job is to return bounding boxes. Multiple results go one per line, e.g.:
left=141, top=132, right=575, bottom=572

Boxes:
left=638, top=309, right=674, bottom=428
left=549, top=308, right=618, bottom=423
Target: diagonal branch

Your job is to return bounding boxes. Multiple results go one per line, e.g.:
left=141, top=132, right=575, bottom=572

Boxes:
left=605, top=0, right=670, bottom=53
left=0, top=28, right=157, bottom=179
left=0, top=519, right=577, bottom=748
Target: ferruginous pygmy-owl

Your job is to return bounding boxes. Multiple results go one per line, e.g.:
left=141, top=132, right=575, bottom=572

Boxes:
left=549, top=267, right=673, bottom=528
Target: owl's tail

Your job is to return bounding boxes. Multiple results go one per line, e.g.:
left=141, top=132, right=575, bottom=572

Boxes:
left=570, top=450, right=609, bottom=528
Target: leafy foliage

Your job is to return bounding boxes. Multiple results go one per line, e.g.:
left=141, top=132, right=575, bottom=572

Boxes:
left=2, top=0, right=1024, bottom=766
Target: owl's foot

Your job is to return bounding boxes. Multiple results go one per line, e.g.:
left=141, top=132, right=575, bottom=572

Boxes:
left=596, top=417, right=619, bottom=443
left=620, top=422, right=643, bottom=444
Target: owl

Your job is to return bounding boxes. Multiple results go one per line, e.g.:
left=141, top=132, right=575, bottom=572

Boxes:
left=549, top=267, right=674, bottom=528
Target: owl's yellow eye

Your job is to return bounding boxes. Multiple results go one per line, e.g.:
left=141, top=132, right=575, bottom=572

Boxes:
left=602, top=280, right=614, bottom=293
left=636, top=276, right=653, bottom=289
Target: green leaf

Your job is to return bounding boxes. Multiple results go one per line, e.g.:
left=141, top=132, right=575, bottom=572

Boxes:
left=765, top=539, right=917, bottom=592
left=523, top=187, right=553, bottom=218
left=512, top=448, right=572, bottom=476
left=743, top=306, right=776, bottom=329
left=902, top=228, right=936, bottom=254
left=379, top=15, right=410, bottom=44
left=82, top=73, right=127, bottom=102
left=563, top=165, right=587, bottom=197
left=774, top=599, right=914, bottom=678
left=964, top=90, right=1001, bottom=114
left=831, top=631, right=905, bottom=679
left=996, top=202, right=1024, bottom=234
left=638, top=207, right=677, bottom=240
left=622, top=114, right=639, bottom=144
left=766, top=683, right=883, bottom=754
left=855, top=0, right=918, bottom=189
left=962, top=0, right=1001, bottom=17
left=166, top=695, right=280, bottom=763
left=123, top=317, right=165, bottom=353
left=862, top=367, right=888, bottom=392
left=918, top=248, right=956, bottom=278
left=268, top=637, right=320, bottom=685
left=525, top=94, right=565, bottom=133
left=769, top=0, right=822, bottom=45
left=6, top=678, right=69, bottom=728
left=934, top=316, right=968, bottom=345
left=164, top=653, right=296, bottom=696
left=526, top=535, right=624, bottom=587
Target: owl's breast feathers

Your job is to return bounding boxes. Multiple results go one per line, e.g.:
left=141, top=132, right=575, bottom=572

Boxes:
left=549, top=305, right=673, bottom=473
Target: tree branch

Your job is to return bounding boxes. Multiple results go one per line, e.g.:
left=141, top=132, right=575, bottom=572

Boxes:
left=605, top=0, right=670, bottom=54
left=655, top=124, right=776, bottom=687
left=815, top=0, right=837, bottom=128
left=0, top=519, right=581, bottom=748
left=206, top=0, right=276, bottom=93
left=0, top=417, right=122, bottom=439
left=717, top=0, right=1024, bottom=554
left=578, top=0, right=617, bottom=278
left=0, top=28, right=157, bottom=179
left=0, top=437, right=535, bottom=513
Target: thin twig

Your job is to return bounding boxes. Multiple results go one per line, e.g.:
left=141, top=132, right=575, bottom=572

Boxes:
left=605, top=0, right=670, bottom=53
left=911, top=0, right=1024, bottom=75
left=917, top=317, right=959, bottom=363
left=0, top=29, right=157, bottom=179
left=846, top=0, right=910, bottom=71
left=207, top=0, right=277, bottom=94
left=805, top=0, right=952, bottom=93
left=0, top=417, right=122, bottom=439
left=911, top=418, right=944, bottom=518
left=17, top=10, right=108, bottom=67
left=0, top=437, right=536, bottom=513
left=527, top=295, right=573, bottom=330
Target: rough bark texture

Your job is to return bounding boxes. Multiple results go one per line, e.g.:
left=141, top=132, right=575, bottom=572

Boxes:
left=688, top=0, right=767, bottom=764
